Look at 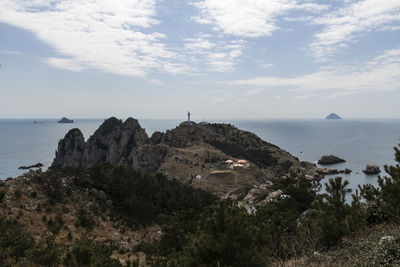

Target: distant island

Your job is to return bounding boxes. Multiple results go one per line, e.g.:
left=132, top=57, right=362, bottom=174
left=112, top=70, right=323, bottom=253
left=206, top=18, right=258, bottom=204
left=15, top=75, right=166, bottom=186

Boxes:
left=326, top=113, right=342, bottom=120
left=58, top=117, right=74, bottom=123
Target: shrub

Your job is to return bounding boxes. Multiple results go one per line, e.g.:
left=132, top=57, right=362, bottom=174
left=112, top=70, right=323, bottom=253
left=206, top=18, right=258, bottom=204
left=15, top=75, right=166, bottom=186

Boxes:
left=14, top=190, right=21, bottom=199
left=74, top=164, right=217, bottom=225
left=26, top=232, right=62, bottom=266
left=63, top=236, right=122, bottom=266
left=76, top=208, right=95, bottom=231
left=209, top=140, right=277, bottom=167
left=0, top=217, right=35, bottom=265
left=360, top=144, right=400, bottom=222
left=0, top=189, right=6, bottom=202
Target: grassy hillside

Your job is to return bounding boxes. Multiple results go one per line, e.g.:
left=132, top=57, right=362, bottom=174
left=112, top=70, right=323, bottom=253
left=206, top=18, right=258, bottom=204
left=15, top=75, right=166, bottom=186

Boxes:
left=1, top=144, right=400, bottom=266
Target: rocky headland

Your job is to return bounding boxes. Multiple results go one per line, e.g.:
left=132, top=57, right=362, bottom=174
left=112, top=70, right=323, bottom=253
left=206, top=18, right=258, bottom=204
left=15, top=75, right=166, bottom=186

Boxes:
left=52, top=117, right=322, bottom=204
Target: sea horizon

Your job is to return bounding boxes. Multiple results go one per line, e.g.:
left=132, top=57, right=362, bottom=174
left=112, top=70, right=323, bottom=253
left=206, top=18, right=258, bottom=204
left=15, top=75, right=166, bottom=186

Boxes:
left=2, top=118, right=400, bottom=196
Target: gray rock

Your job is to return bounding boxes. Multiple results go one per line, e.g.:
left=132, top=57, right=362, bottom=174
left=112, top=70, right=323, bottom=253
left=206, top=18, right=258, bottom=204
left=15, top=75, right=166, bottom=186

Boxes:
left=52, top=128, right=85, bottom=168
left=317, top=168, right=340, bottom=175
left=318, top=155, right=346, bottom=165
left=363, top=164, right=381, bottom=175
left=81, top=117, right=148, bottom=168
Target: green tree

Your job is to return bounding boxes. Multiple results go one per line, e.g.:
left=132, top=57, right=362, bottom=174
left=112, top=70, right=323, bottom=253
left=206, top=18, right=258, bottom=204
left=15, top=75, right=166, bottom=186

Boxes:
left=63, top=236, right=122, bottom=267
left=311, top=177, right=364, bottom=247
left=0, top=217, right=35, bottom=266
left=360, top=144, right=400, bottom=222
left=26, top=232, right=62, bottom=266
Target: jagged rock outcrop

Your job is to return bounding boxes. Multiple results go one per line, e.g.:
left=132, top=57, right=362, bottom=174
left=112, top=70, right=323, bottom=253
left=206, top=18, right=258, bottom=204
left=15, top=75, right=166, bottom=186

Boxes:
left=52, top=128, right=85, bottom=168
left=81, top=117, right=148, bottom=168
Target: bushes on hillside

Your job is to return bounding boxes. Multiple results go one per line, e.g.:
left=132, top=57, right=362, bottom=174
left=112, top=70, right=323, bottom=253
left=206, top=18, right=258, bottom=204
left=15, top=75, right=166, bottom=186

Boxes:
left=209, top=140, right=277, bottom=167
left=0, top=217, right=122, bottom=266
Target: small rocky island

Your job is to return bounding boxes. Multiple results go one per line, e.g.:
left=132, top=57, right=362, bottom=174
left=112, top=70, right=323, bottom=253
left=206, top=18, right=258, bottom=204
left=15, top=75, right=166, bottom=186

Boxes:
left=326, top=113, right=342, bottom=120
left=363, top=164, right=381, bottom=175
left=58, top=117, right=74, bottom=123
left=318, top=155, right=346, bottom=165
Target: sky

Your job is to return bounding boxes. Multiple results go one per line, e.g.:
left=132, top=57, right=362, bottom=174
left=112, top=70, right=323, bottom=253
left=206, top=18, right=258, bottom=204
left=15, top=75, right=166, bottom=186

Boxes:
left=0, top=0, right=400, bottom=120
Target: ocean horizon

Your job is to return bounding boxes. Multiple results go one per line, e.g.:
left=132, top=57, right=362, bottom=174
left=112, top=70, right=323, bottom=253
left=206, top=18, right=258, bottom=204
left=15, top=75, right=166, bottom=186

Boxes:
left=1, top=118, right=400, bottom=194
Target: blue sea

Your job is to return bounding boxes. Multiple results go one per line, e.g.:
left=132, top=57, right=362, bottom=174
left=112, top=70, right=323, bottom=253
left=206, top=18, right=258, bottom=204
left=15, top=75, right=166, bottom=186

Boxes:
left=1, top=118, right=400, bottom=193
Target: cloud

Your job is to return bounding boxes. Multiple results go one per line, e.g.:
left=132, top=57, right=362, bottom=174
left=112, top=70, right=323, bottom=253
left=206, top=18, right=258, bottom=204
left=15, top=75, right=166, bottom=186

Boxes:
left=310, top=0, right=400, bottom=60
left=149, top=78, right=164, bottom=85
left=293, top=93, right=316, bottom=100
left=243, top=88, right=265, bottom=96
left=182, top=35, right=245, bottom=72
left=191, top=0, right=328, bottom=37
left=0, top=49, right=22, bottom=55
left=224, top=48, right=400, bottom=97
left=0, top=0, right=188, bottom=76
left=260, top=63, right=274, bottom=70
left=45, top=57, right=83, bottom=72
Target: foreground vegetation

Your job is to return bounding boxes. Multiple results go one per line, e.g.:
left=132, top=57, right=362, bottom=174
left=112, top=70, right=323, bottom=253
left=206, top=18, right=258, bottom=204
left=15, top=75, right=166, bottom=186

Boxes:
left=1, top=145, right=400, bottom=266
left=140, top=144, right=400, bottom=266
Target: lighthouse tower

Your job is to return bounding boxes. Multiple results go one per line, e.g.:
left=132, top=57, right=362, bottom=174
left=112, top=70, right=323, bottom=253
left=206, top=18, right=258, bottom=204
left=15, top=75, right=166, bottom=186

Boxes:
left=187, top=111, right=191, bottom=121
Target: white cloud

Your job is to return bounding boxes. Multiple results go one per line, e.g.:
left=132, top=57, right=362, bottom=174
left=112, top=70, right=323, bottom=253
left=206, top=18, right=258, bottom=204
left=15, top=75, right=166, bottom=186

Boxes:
left=244, top=88, right=265, bottom=96
left=0, top=49, right=22, bottom=55
left=0, top=0, right=188, bottom=76
left=224, top=48, right=400, bottom=97
left=260, top=63, right=274, bottom=69
left=182, top=35, right=245, bottom=72
left=149, top=78, right=164, bottom=85
left=191, top=0, right=328, bottom=37
left=293, top=93, right=316, bottom=100
left=45, top=57, right=83, bottom=72
left=310, top=0, right=400, bottom=60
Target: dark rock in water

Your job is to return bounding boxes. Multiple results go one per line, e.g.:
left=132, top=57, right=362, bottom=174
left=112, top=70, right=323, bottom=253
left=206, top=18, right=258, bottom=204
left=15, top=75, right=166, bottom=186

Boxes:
left=363, top=164, right=381, bottom=175
left=326, top=113, right=342, bottom=120
left=318, top=155, right=346, bottom=165
left=317, top=168, right=340, bottom=175
left=338, top=168, right=352, bottom=174
left=18, top=163, right=44, bottom=169
left=344, top=168, right=352, bottom=174
left=58, top=117, right=74, bottom=123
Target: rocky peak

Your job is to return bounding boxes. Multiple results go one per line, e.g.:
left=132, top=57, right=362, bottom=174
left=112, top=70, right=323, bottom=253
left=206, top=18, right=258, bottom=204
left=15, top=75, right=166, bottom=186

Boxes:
left=81, top=117, right=148, bottom=168
left=53, top=118, right=149, bottom=170
left=52, top=128, right=85, bottom=168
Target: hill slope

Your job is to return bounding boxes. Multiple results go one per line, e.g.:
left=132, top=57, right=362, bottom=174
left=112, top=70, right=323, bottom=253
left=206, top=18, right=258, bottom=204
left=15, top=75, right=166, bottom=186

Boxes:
left=52, top=117, right=319, bottom=204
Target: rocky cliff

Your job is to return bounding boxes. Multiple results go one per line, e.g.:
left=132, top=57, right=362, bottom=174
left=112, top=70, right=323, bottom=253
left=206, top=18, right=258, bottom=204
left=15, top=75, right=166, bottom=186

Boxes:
left=52, top=117, right=319, bottom=203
